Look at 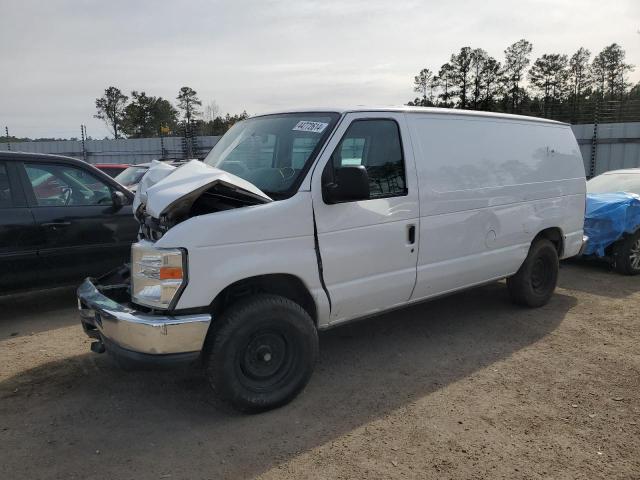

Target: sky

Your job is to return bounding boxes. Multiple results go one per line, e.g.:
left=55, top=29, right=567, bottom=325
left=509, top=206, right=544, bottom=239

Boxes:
left=1, top=0, right=639, bottom=139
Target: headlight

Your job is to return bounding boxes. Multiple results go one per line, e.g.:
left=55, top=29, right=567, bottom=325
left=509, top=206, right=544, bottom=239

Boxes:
left=131, top=241, right=186, bottom=309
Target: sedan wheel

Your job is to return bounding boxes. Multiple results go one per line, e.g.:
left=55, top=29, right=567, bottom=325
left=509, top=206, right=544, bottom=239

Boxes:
left=613, top=231, right=640, bottom=275
left=629, top=238, right=640, bottom=271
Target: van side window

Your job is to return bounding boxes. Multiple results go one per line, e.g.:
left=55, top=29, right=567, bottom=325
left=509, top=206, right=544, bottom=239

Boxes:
left=0, top=163, right=14, bottom=208
left=330, top=119, right=407, bottom=199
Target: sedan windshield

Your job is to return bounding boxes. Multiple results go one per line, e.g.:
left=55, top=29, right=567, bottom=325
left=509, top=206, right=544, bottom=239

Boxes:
left=115, top=166, right=148, bottom=187
left=587, top=172, right=640, bottom=195
left=204, top=112, right=340, bottom=198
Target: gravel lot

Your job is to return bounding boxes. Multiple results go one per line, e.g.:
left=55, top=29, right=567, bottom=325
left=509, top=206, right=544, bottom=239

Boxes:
left=1, top=261, right=638, bottom=480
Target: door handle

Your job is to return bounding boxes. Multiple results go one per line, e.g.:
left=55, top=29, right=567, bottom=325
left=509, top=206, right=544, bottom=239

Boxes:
left=42, top=221, right=71, bottom=228
left=407, top=224, right=416, bottom=244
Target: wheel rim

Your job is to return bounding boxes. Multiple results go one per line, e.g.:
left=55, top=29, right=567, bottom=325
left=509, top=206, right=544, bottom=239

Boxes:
left=237, top=328, right=295, bottom=391
left=531, top=257, right=552, bottom=294
left=630, top=238, right=640, bottom=271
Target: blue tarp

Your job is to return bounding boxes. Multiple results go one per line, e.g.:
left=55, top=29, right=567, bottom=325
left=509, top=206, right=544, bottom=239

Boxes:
left=583, top=192, right=640, bottom=256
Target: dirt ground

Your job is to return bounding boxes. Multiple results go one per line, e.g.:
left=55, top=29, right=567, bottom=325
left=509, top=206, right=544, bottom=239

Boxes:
left=1, top=261, right=638, bottom=480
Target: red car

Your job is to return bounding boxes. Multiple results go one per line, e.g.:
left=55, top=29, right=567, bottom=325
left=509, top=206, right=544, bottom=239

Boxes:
left=94, top=164, right=130, bottom=178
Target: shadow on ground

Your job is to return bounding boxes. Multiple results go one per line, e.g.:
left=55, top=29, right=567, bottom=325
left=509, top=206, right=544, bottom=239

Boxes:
left=0, top=282, right=576, bottom=480
left=0, top=286, right=78, bottom=339
left=559, top=260, right=638, bottom=299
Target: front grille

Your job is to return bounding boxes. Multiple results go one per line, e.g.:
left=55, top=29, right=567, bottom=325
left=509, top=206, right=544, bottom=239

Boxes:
left=139, top=220, right=164, bottom=241
left=136, top=203, right=165, bottom=241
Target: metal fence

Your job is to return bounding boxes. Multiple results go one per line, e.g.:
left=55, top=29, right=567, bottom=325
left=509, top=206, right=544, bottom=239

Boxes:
left=571, top=122, right=640, bottom=178
left=0, top=136, right=220, bottom=164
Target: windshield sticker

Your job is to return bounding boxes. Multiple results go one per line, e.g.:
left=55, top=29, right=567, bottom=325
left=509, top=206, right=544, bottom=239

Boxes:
left=292, top=121, right=328, bottom=134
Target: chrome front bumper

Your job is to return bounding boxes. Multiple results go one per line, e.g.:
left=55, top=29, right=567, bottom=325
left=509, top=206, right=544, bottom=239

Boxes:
left=77, top=278, right=211, bottom=355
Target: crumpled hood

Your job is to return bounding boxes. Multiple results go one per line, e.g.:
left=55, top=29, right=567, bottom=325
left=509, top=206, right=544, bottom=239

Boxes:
left=134, top=159, right=272, bottom=218
left=583, top=192, right=640, bottom=256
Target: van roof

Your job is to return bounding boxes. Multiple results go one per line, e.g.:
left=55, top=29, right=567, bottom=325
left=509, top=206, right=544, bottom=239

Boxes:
left=256, top=106, right=567, bottom=126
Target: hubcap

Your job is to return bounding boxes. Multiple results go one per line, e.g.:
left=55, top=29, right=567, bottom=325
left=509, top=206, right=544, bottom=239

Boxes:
left=241, top=332, right=288, bottom=381
left=630, top=239, right=640, bottom=271
left=531, top=257, right=551, bottom=294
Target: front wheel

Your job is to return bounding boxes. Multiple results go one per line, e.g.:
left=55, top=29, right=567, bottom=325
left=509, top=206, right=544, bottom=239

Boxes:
left=507, top=239, right=559, bottom=308
left=204, top=294, right=318, bottom=413
left=613, top=230, right=640, bottom=275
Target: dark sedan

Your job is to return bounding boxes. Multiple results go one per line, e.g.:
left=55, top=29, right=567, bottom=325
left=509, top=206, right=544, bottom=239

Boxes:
left=0, top=151, right=139, bottom=294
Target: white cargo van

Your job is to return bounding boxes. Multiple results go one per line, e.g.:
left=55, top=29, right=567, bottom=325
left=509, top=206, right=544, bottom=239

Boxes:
left=78, top=107, right=586, bottom=411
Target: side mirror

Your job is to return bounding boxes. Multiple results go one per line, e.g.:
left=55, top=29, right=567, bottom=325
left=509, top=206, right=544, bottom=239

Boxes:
left=323, top=165, right=370, bottom=204
left=111, top=190, right=127, bottom=208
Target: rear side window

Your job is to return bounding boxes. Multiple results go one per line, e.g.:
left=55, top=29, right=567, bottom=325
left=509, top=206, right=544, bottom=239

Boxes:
left=329, top=119, right=407, bottom=199
left=0, top=163, right=14, bottom=208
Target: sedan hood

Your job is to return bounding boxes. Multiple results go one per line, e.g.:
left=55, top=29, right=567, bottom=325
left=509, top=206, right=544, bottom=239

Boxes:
left=134, top=160, right=272, bottom=218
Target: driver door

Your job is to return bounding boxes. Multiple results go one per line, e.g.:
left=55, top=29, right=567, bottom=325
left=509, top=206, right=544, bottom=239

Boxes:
left=310, top=112, right=420, bottom=324
left=19, top=161, right=135, bottom=285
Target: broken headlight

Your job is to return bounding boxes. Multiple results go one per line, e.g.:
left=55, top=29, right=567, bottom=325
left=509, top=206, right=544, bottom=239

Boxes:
left=131, top=241, right=186, bottom=309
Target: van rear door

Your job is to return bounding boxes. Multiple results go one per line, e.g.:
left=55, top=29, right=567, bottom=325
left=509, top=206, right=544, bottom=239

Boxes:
left=310, top=112, right=420, bottom=324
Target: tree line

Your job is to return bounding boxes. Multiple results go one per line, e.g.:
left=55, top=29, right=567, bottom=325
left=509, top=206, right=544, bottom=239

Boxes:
left=408, top=40, right=639, bottom=121
left=94, top=86, right=248, bottom=139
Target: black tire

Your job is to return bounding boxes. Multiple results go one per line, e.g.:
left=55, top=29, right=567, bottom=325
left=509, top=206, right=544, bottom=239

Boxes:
left=204, top=294, right=318, bottom=413
left=613, top=230, right=640, bottom=275
left=507, top=239, right=559, bottom=308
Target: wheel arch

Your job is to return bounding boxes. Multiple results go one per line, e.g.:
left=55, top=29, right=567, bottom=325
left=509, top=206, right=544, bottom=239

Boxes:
left=209, top=273, right=318, bottom=327
left=532, top=227, right=564, bottom=257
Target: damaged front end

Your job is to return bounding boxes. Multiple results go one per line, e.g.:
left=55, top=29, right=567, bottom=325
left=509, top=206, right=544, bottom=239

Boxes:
left=77, top=160, right=271, bottom=364
left=134, top=160, right=272, bottom=240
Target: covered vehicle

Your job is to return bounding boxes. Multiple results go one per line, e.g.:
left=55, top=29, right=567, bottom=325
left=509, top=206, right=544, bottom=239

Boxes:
left=584, top=169, right=640, bottom=274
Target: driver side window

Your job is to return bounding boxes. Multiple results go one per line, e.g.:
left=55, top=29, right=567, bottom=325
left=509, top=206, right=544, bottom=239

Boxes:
left=25, top=163, right=112, bottom=207
left=328, top=119, right=407, bottom=199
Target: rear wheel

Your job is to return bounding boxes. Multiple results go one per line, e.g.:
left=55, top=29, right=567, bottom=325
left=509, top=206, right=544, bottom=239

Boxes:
left=204, top=294, right=318, bottom=413
left=507, top=239, right=559, bottom=308
left=613, top=230, right=640, bottom=275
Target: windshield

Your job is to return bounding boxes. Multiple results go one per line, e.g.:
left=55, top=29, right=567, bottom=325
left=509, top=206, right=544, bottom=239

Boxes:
left=587, top=172, right=640, bottom=195
left=115, top=166, right=148, bottom=186
left=204, top=112, right=340, bottom=197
